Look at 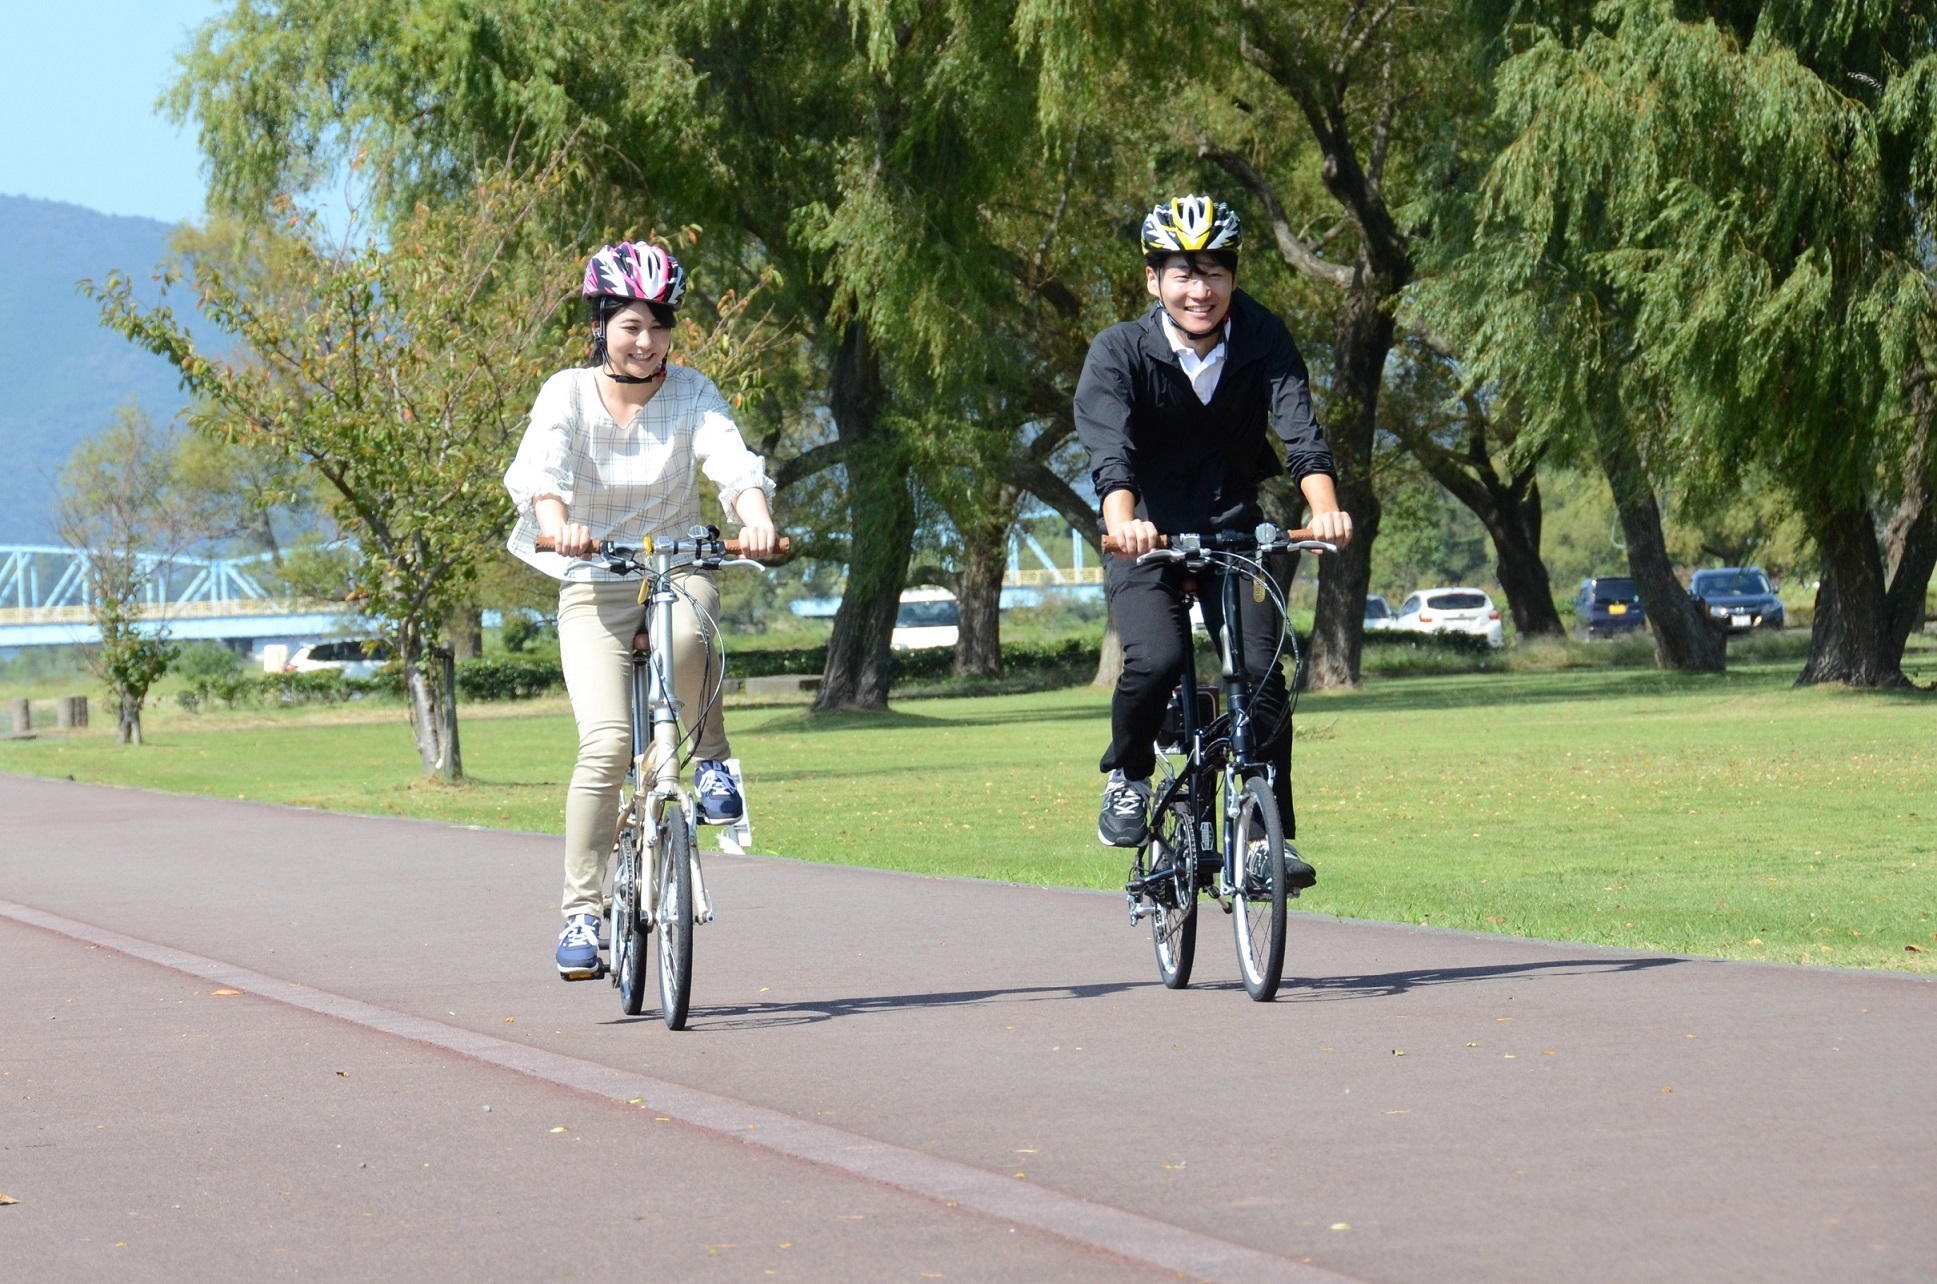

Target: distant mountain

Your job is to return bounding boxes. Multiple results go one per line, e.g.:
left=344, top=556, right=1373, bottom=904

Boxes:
left=0, top=194, right=190, bottom=544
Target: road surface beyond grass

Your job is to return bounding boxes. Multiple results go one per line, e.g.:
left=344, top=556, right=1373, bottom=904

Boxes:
left=2, top=660, right=1931, bottom=970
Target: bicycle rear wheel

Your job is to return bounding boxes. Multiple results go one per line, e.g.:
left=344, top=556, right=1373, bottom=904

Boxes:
left=1147, top=801, right=1198, bottom=989
left=655, top=816, right=695, bottom=1030
left=612, top=822, right=648, bottom=1016
left=1231, top=776, right=1287, bottom=1001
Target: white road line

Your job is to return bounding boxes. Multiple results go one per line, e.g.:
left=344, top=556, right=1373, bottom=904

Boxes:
left=2, top=898, right=1364, bottom=1284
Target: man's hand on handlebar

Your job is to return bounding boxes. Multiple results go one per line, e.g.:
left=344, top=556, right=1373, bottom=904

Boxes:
left=1108, top=517, right=1162, bottom=559
left=1307, top=508, right=1353, bottom=548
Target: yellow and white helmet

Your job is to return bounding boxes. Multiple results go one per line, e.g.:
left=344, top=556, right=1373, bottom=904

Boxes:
left=1141, top=195, right=1243, bottom=255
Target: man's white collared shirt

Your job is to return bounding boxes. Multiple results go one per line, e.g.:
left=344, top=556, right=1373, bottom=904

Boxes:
left=1162, top=311, right=1230, bottom=404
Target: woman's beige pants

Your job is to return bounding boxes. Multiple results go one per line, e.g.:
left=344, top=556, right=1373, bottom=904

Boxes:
left=557, top=571, right=728, bottom=921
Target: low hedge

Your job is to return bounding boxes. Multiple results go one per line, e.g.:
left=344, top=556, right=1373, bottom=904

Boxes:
left=176, top=669, right=380, bottom=711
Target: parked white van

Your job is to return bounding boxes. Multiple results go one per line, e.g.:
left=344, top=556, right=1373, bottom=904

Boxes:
left=891, top=588, right=960, bottom=650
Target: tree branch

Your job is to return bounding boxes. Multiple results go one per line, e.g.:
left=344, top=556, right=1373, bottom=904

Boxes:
left=773, top=437, right=848, bottom=491
left=1200, top=146, right=1354, bottom=291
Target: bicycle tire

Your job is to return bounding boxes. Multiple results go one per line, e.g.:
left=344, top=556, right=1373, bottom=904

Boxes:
left=656, top=816, right=695, bottom=1030
left=612, top=822, right=649, bottom=1016
left=1148, top=800, right=1198, bottom=989
left=1231, top=776, right=1287, bottom=1001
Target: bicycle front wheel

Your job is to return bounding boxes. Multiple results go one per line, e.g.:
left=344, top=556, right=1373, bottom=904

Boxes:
left=612, top=821, right=649, bottom=1016
left=1231, top=775, right=1287, bottom=1001
left=1147, top=802, right=1198, bottom=989
left=655, top=816, right=695, bottom=1030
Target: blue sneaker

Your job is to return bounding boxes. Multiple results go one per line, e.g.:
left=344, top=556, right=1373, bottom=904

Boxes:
left=555, top=913, right=603, bottom=980
left=695, top=759, right=744, bottom=824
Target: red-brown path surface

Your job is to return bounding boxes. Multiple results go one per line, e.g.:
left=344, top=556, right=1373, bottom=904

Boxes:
left=3, top=774, right=1933, bottom=1282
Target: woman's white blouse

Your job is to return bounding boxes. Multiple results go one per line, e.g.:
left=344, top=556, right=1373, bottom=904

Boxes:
left=503, top=365, right=775, bottom=581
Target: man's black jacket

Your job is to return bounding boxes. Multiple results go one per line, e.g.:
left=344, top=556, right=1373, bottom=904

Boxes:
left=1074, top=290, right=1334, bottom=535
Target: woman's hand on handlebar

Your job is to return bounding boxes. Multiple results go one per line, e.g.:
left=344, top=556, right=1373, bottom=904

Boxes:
left=735, top=517, right=780, bottom=560
left=544, top=521, right=596, bottom=558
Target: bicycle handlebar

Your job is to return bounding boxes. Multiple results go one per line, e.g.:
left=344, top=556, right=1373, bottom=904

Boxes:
left=536, top=534, right=792, bottom=559
left=1099, top=527, right=1334, bottom=558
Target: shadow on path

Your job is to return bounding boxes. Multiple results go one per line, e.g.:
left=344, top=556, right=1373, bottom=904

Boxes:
left=604, top=980, right=1157, bottom=1031
left=604, top=956, right=1683, bottom=1030
left=1218, top=955, right=1685, bottom=1001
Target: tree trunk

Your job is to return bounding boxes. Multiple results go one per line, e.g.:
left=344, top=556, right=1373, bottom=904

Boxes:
left=1797, top=484, right=1934, bottom=689
left=1093, top=594, right=1124, bottom=688
left=1307, top=288, right=1389, bottom=689
left=953, top=527, right=1006, bottom=678
left=116, top=687, right=141, bottom=746
left=403, top=633, right=463, bottom=778
left=449, top=603, right=484, bottom=660
left=816, top=323, right=914, bottom=711
left=1483, top=477, right=1565, bottom=639
left=1409, top=441, right=1566, bottom=639
left=1596, top=412, right=1725, bottom=672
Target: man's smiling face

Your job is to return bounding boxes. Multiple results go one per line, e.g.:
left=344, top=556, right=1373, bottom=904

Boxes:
left=1146, top=253, right=1234, bottom=336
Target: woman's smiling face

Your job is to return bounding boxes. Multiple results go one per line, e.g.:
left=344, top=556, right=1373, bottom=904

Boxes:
left=603, top=301, right=672, bottom=377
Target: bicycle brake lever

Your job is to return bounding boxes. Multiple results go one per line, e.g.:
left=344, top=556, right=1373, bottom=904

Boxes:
left=717, top=557, right=766, bottom=571
left=1136, top=548, right=1186, bottom=565
left=1286, top=540, right=1340, bottom=556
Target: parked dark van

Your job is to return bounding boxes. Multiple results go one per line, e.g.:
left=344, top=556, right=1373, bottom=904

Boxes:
left=1574, top=576, right=1646, bottom=639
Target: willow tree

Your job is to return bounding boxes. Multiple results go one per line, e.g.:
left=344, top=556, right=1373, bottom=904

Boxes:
left=1444, top=0, right=1937, bottom=685
left=168, top=0, right=1063, bottom=710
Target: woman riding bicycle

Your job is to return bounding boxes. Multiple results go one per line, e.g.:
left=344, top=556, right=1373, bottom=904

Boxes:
left=503, top=241, right=779, bottom=979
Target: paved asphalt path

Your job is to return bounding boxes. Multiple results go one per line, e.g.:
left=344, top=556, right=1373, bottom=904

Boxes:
left=2, top=775, right=1933, bottom=1282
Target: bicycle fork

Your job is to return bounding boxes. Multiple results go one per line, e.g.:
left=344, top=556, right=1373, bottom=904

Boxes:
left=634, top=561, right=716, bottom=925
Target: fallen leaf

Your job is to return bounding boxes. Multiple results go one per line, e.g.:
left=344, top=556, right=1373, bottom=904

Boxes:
left=335, top=1071, right=349, bottom=1078
left=1463, top=1042, right=1478, bottom=1047
left=549, top=1126, right=568, bottom=1134
left=1662, top=1086, right=1673, bottom=1093
left=1330, top=1222, right=1351, bottom=1231
left=211, top=989, right=242, bottom=997
left=1907, top=945, right=1927, bottom=954
left=1384, top=1109, right=1410, bottom=1115
left=1543, top=1050, right=1557, bottom=1056
left=1504, top=1054, right=1516, bottom=1060
left=0, top=1194, right=18, bottom=1206
left=1391, top=1049, right=1405, bottom=1057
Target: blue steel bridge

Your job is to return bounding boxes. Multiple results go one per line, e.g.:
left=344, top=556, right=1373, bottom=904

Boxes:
left=0, top=545, right=354, bottom=652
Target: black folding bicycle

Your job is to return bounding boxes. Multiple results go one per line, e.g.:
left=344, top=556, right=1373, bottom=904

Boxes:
left=1103, top=523, right=1337, bottom=1001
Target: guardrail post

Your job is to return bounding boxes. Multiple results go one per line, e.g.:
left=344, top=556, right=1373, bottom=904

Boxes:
left=58, top=695, right=87, bottom=729
left=10, top=697, right=28, bottom=734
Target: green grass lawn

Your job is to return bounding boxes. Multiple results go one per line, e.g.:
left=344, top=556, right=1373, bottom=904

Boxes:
left=3, top=657, right=1932, bottom=970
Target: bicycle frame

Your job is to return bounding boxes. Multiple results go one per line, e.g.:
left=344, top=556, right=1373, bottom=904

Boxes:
left=624, top=542, right=714, bottom=925
left=1146, top=537, right=1272, bottom=899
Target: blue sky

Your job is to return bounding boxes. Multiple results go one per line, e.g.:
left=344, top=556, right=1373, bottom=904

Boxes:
left=0, top=1, right=225, bottom=223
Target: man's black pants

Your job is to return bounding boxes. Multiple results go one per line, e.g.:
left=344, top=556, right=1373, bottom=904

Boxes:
left=1100, top=553, right=1298, bottom=835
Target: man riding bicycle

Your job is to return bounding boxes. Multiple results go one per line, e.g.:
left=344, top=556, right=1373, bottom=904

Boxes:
left=1076, top=195, right=1354, bottom=867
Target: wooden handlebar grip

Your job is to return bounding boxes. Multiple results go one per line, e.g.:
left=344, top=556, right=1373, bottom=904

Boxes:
left=725, top=536, right=791, bottom=557
left=533, top=535, right=791, bottom=557
left=1098, top=528, right=1317, bottom=557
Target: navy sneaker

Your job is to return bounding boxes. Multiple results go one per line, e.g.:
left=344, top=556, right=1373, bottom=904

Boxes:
left=555, top=912, right=603, bottom=980
left=1097, top=770, right=1151, bottom=847
left=695, top=759, right=744, bottom=824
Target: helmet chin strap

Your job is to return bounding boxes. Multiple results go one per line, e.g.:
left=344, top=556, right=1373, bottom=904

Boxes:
left=604, top=359, right=666, bottom=385
left=1165, top=306, right=1226, bottom=343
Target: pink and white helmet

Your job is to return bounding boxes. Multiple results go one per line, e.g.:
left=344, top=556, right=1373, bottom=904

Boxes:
left=582, top=241, right=687, bottom=308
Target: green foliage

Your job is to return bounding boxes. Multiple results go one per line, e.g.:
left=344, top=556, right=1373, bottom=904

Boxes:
left=453, top=657, right=565, bottom=702
left=55, top=405, right=210, bottom=745
left=171, top=642, right=246, bottom=684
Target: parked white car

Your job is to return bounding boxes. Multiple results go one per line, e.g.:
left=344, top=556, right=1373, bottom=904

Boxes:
left=1363, top=594, right=1396, bottom=632
left=274, top=639, right=391, bottom=678
left=1393, top=588, right=1505, bottom=648
left=890, top=589, right=960, bottom=650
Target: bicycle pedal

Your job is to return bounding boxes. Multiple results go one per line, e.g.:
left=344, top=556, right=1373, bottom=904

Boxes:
left=558, top=963, right=607, bottom=982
